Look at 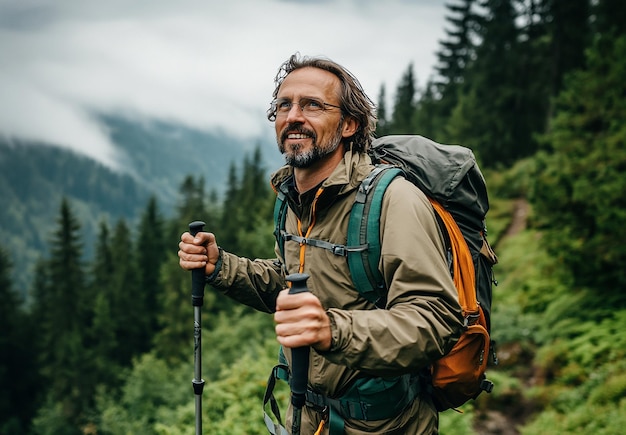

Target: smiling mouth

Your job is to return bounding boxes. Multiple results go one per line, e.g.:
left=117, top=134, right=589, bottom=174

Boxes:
left=286, top=133, right=310, bottom=140
left=281, top=124, right=316, bottom=144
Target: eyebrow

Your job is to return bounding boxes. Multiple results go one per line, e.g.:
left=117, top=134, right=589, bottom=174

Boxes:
left=276, top=95, right=324, bottom=101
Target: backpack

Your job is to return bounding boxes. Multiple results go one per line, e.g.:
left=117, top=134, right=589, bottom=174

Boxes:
left=273, top=134, right=499, bottom=412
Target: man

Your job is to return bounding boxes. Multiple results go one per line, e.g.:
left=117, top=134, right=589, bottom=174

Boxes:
left=178, top=53, right=464, bottom=434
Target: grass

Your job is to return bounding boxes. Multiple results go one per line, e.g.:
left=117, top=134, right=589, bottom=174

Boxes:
left=477, top=190, right=626, bottom=434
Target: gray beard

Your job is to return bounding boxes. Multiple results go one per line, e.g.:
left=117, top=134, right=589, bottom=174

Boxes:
left=279, top=123, right=344, bottom=169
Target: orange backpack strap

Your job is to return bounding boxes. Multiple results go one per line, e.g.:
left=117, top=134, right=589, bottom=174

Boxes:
left=429, top=199, right=478, bottom=318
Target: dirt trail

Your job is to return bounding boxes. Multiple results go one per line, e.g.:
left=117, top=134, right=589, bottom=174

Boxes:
left=502, top=199, right=530, bottom=239
left=474, top=198, right=531, bottom=435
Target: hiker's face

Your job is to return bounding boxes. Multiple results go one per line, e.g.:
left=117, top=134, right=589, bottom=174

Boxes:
left=275, top=67, right=352, bottom=168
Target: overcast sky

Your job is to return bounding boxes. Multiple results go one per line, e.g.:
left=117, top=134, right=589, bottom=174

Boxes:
left=0, top=0, right=447, bottom=168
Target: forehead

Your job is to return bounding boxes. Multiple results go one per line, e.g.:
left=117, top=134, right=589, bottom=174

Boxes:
left=277, top=67, right=341, bottom=100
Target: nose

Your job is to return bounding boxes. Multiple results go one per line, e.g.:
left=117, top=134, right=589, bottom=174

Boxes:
left=285, top=103, right=306, bottom=123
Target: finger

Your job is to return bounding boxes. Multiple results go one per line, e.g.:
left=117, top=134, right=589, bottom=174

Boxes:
left=178, top=248, right=208, bottom=262
left=181, top=230, right=216, bottom=246
left=178, top=240, right=207, bottom=256
left=178, top=243, right=208, bottom=269
left=276, top=291, right=323, bottom=312
left=276, top=320, right=324, bottom=349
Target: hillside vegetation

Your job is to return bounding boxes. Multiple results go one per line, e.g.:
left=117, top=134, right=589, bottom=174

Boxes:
left=1, top=1, right=625, bottom=434
left=0, top=118, right=278, bottom=295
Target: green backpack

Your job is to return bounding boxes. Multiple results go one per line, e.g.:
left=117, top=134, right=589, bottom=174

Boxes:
left=271, top=135, right=498, bottom=416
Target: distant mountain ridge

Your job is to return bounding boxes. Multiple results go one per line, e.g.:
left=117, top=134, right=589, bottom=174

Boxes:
left=0, top=115, right=281, bottom=295
left=104, top=115, right=282, bottom=205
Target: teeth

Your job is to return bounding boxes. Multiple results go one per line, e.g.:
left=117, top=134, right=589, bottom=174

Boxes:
left=288, top=134, right=308, bottom=139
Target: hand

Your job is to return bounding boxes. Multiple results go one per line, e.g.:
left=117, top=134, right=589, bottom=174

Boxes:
left=178, top=231, right=220, bottom=276
left=274, top=289, right=332, bottom=352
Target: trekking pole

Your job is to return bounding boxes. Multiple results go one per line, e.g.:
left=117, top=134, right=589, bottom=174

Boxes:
left=189, top=221, right=206, bottom=435
left=285, top=273, right=311, bottom=435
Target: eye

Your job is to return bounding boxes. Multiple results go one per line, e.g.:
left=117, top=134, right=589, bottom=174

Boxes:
left=275, top=99, right=292, bottom=111
left=303, top=98, right=323, bottom=111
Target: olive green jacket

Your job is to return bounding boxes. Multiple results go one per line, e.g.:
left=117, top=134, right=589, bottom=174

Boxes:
left=209, top=150, right=464, bottom=434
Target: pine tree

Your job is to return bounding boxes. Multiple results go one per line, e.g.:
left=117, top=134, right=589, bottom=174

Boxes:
left=432, top=0, right=480, bottom=133
left=32, top=197, right=90, bottom=429
left=168, top=174, right=214, bottom=261
left=543, top=0, right=590, bottom=95
left=531, top=34, right=626, bottom=298
left=220, top=162, right=241, bottom=251
left=235, top=145, right=275, bottom=259
left=176, top=174, right=209, bottom=227
left=0, top=247, right=39, bottom=433
left=412, top=79, right=441, bottom=140
left=446, top=0, right=524, bottom=167
left=136, top=196, right=167, bottom=334
left=592, top=0, right=626, bottom=38
left=88, top=221, right=121, bottom=387
left=389, top=64, right=417, bottom=134
left=239, top=145, right=269, bottom=222
left=154, top=176, right=220, bottom=363
left=375, top=84, right=391, bottom=137
left=108, top=218, right=148, bottom=365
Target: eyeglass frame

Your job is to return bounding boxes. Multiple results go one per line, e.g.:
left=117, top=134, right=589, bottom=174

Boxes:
left=267, top=97, right=342, bottom=121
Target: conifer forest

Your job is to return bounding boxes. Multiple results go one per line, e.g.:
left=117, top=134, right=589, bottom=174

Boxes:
left=2, top=1, right=625, bottom=433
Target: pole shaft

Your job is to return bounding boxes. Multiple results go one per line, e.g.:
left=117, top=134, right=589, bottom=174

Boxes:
left=193, top=296, right=205, bottom=435
left=189, top=221, right=206, bottom=435
left=285, top=273, right=311, bottom=435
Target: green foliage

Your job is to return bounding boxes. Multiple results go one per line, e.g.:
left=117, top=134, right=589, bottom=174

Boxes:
left=388, top=64, right=417, bottom=134
left=531, top=34, right=626, bottom=295
left=521, top=357, right=626, bottom=435
left=381, top=0, right=593, bottom=169
left=375, top=84, right=391, bottom=136
left=488, top=160, right=626, bottom=433
left=201, top=346, right=282, bottom=435
left=521, top=400, right=626, bottom=435
left=219, top=144, right=275, bottom=258
left=484, top=157, right=537, bottom=200
left=5, top=4, right=626, bottom=434
left=0, top=140, right=154, bottom=295
left=0, top=247, right=40, bottom=434
left=449, top=0, right=538, bottom=167
left=95, top=353, right=190, bottom=435
left=137, top=196, right=168, bottom=332
left=534, top=311, right=626, bottom=379
left=31, top=395, right=83, bottom=435
left=493, top=228, right=570, bottom=318
left=482, top=197, right=515, bottom=244
left=96, top=313, right=279, bottom=435
left=423, top=0, right=480, bottom=141
left=438, top=406, right=476, bottom=435
left=30, top=199, right=95, bottom=428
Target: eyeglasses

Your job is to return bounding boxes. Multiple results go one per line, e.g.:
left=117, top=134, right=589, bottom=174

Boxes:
left=268, top=97, right=341, bottom=121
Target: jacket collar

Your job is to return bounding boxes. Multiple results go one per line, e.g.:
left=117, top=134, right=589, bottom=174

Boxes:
left=271, top=150, right=374, bottom=198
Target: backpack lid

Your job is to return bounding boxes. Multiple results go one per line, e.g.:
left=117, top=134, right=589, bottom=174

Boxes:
left=370, top=135, right=489, bottom=222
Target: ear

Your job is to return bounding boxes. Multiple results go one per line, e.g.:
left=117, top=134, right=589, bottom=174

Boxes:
left=341, top=116, right=358, bottom=138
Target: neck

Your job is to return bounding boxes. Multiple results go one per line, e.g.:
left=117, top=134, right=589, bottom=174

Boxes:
left=294, top=147, right=345, bottom=193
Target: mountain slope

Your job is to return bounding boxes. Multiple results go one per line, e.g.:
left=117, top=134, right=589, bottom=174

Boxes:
left=103, top=116, right=281, bottom=205
left=0, top=116, right=280, bottom=297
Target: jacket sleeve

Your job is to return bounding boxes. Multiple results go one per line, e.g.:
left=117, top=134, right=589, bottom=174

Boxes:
left=322, top=178, right=464, bottom=377
left=208, top=247, right=285, bottom=313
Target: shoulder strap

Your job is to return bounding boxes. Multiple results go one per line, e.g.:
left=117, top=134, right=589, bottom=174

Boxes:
left=274, top=166, right=403, bottom=306
left=273, top=188, right=369, bottom=262
left=430, top=199, right=478, bottom=318
left=347, top=165, right=403, bottom=306
left=273, top=189, right=288, bottom=265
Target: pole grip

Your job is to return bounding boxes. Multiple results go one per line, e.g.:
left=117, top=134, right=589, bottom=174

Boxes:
left=189, top=221, right=206, bottom=307
left=285, top=273, right=311, bottom=410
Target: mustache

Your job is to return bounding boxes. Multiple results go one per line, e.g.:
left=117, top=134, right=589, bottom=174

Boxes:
left=280, top=124, right=316, bottom=143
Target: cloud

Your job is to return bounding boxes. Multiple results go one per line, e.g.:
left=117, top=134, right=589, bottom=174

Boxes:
left=0, top=0, right=446, bottom=167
